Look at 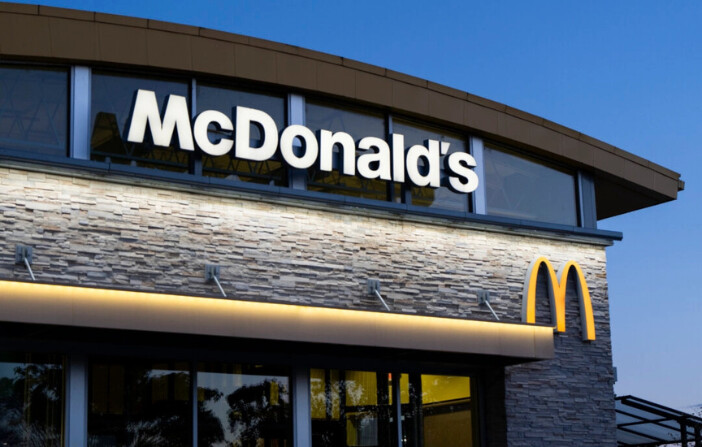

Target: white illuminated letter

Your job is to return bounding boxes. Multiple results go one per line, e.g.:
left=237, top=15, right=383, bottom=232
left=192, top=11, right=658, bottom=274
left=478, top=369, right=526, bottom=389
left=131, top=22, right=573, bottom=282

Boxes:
left=127, top=89, right=194, bottom=150
left=235, top=106, right=278, bottom=161
left=405, top=140, right=440, bottom=187
left=280, top=125, right=319, bottom=169
left=193, top=110, right=234, bottom=156
left=319, top=130, right=356, bottom=175
left=447, top=152, right=479, bottom=193
left=357, top=137, right=391, bottom=180
left=392, top=133, right=405, bottom=183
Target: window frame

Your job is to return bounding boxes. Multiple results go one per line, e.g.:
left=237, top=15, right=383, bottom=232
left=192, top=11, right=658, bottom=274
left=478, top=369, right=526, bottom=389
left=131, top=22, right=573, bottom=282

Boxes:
left=0, top=61, right=71, bottom=158
left=0, top=62, right=612, bottom=237
left=482, top=140, right=582, bottom=227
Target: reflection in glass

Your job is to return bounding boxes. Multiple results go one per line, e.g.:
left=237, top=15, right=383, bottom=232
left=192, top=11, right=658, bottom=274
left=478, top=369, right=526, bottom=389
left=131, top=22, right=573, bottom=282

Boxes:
left=311, top=369, right=395, bottom=447
left=484, top=145, right=578, bottom=225
left=392, top=120, right=470, bottom=212
left=306, top=102, right=388, bottom=201
left=197, top=363, right=292, bottom=447
left=420, top=375, right=473, bottom=446
left=0, top=65, right=68, bottom=156
left=197, top=84, right=287, bottom=186
left=401, top=374, right=474, bottom=447
left=0, top=353, right=64, bottom=446
left=90, top=72, right=190, bottom=172
left=88, top=359, right=192, bottom=446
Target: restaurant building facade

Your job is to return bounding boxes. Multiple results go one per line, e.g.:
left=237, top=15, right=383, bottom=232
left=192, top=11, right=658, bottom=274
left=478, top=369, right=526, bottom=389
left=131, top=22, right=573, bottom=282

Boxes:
left=0, top=3, right=684, bottom=446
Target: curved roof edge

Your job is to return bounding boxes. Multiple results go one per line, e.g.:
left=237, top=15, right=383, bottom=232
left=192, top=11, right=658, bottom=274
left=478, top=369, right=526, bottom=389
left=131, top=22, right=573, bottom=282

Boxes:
left=0, top=2, right=684, bottom=219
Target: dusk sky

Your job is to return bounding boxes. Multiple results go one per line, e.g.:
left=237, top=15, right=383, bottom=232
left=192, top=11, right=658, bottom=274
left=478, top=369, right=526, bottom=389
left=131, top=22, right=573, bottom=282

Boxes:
left=14, top=0, right=701, bottom=410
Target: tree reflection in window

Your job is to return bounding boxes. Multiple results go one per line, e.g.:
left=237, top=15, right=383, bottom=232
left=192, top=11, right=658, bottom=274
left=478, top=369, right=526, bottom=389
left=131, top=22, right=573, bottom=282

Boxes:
left=310, top=369, right=395, bottom=447
left=89, top=360, right=291, bottom=447
left=198, top=363, right=291, bottom=447
left=90, top=72, right=191, bottom=173
left=0, top=65, right=68, bottom=156
left=0, top=353, right=65, bottom=447
left=483, top=145, right=578, bottom=226
left=197, top=84, right=288, bottom=186
left=88, top=361, right=192, bottom=447
left=392, top=120, right=470, bottom=213
left=305, top=102, right=388, bottom=201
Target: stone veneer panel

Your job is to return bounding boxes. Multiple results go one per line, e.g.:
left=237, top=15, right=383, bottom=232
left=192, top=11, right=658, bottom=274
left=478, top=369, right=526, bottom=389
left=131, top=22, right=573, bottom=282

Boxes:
left=0, top=166, right=615, bottom=446
left=502, top=283, right=616, bottom=446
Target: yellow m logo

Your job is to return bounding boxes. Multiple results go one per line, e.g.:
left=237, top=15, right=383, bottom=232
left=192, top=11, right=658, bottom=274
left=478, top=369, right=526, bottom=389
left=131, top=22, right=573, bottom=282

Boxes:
left=521, top=257, right=596, bottom=341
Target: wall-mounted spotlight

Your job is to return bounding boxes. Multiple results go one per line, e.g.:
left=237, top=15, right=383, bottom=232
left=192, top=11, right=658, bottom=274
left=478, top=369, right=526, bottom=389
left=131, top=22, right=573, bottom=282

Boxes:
left=15, top=245, right=36, bottom=281
left=477, top=290, right=499, bottom=321
left=205, top=264, right=227, bottom=297
left=366, top=279, right=391, bottom=311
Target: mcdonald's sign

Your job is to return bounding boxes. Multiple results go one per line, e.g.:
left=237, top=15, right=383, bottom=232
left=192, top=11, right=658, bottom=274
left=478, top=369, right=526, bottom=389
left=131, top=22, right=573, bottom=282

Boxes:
left=522, top=257, right=596, bottom=341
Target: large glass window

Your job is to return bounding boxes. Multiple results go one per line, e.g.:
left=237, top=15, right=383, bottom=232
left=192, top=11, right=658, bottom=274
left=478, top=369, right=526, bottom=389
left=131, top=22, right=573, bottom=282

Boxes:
left=197, top=83, right=287, bottom=186
left=392, top=120, right=471, bottom=213
left=0, top=353, right=65, bottom=446
left=0, top=65, right=68, bottom=156
left=311, top=370, right=475, bottom=447
left=311, top=369, right=395, bottom=447
left=306, top=102, right=388, bottom=201
left=88, top=359, right=192, bottom=446
left=88, top=358, right=291, bottom=447
left=484, top=145, right=578, bottom=225
left=90, top=72, right=191, bottom=172
left=401, top=374, right=475, bottom=447
left=197, top=362, right=292, bottom=447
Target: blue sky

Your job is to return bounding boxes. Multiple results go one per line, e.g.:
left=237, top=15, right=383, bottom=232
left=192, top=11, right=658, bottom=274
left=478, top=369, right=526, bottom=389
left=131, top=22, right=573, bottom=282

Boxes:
left=17, top=0, right=701, bottom=409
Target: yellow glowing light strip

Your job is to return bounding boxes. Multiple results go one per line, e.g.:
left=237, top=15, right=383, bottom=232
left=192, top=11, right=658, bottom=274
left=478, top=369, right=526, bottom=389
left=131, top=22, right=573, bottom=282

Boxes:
left=521, top=257, right=596, bottom=341
left=0, top=280, right=553, bottom=359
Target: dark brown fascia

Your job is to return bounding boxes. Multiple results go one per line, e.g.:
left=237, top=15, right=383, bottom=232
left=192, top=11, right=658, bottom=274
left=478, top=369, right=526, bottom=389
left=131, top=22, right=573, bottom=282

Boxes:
left=0, top=2, right=684, bottom=217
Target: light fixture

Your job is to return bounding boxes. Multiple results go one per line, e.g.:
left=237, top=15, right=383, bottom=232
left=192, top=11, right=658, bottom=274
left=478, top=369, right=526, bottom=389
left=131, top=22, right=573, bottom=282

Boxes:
left=477, top=290, right=499, bottom=320
left=0, top=280, right=555, bottom=359
left=366, top=279, right=391, bottom=311
left=205, top=264, right=226, bottom=297
left=14, top=245, right=35, bottom=281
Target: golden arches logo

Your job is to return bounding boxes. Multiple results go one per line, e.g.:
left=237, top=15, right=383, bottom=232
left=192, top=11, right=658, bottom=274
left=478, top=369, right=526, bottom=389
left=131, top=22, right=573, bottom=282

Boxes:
left=521, top=257, right=596, bottom=341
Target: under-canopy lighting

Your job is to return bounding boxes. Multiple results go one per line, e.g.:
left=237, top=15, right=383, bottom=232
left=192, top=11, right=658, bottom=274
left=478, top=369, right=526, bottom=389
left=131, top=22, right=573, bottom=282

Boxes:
left=0, top=280, right=553, bottom=359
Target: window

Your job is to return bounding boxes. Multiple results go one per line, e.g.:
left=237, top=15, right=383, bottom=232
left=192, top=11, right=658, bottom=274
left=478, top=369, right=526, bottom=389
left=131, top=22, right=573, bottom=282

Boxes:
left=88, top=359, right=192, bottom=446
left=88, top=358, right=292, bottom=447
left=197, top=362, right=292, bottom=446
left=0, top=353, right=65, bottom=446
left=402, top=375, right=475, bottom=447
left=392, top=120, right=471, bottom=213
left=197, top=83, right=287, bottom=186
left=311, top=369, right=396, bottom=447
left=0, top=62, right=594, bottom=233
left=0, top=64, right=68, bottom=156
left=90, top=71, right=191, bottom=172
left=483, top=145, right=578, bottom=225
left=311, top=369, right=476, bottom=447
left=306, top=101, right=388, bottom=201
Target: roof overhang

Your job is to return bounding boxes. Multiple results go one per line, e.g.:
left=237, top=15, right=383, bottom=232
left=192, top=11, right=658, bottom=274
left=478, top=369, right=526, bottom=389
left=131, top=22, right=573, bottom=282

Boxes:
left=0, top=3, right=683, bottom=218
left=0, top=280, right=554, bottom=361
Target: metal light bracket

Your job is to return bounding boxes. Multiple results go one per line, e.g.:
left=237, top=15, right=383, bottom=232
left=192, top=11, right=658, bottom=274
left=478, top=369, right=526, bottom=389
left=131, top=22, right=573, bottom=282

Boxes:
left=205, top=264, right=226, bottom=298
left=366, top=279, right=380, bottom=295
left=367, top=279, right=391, bottom=311
left=477, top=290, right=499, bottom=321
left=15, top=245, right=36, bottom=281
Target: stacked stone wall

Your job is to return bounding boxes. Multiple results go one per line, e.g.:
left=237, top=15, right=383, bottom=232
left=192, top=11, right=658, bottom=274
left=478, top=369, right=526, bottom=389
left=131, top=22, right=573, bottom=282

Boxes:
left=0, top=166, right=616, bottom=445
